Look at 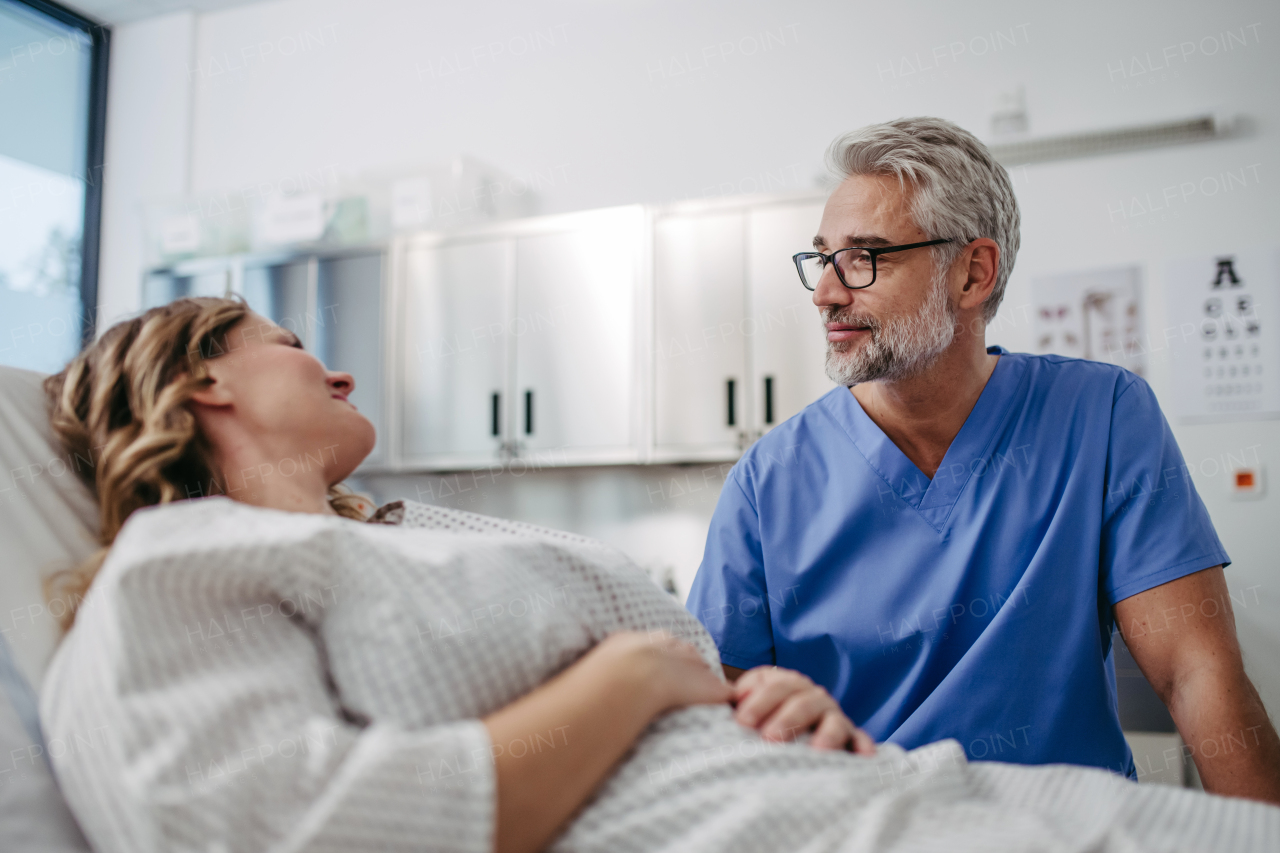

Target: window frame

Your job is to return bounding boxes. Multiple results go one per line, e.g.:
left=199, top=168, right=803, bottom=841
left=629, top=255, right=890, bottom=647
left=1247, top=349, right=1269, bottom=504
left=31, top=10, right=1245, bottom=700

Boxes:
left=9, top=0, right=110, bottom=348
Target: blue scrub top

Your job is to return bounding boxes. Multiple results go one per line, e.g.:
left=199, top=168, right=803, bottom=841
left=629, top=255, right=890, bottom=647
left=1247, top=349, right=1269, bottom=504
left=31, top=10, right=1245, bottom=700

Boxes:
left=686, top=348, right=1229, bottom=776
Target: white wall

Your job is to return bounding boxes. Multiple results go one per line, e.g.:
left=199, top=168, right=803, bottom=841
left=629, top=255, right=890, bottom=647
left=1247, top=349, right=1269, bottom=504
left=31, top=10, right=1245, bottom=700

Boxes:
left=100, top=0, right=1280, bottom=714
left=97, top=10, right=196, bottom=327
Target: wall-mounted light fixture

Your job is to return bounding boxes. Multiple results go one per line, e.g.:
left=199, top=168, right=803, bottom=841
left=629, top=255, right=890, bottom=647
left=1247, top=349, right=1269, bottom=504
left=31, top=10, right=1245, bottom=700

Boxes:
left=989, top=114, right=1242, bottom=166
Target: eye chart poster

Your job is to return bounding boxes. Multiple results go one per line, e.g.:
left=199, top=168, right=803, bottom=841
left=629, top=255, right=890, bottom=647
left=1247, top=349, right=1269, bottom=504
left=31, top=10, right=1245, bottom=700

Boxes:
left=1031, top=265, right=1146, bottom=377
left=1164, top=247, right=1279, bottom=423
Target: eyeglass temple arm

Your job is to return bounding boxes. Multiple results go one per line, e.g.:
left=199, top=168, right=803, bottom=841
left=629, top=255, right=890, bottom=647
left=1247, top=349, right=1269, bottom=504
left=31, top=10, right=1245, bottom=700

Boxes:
left=866, top=238, right=954, bottom=257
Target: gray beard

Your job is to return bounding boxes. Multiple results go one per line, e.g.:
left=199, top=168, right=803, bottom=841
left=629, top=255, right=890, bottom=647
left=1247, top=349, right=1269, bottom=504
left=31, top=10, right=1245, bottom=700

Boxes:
left=823, top=273, right=958, bottom=386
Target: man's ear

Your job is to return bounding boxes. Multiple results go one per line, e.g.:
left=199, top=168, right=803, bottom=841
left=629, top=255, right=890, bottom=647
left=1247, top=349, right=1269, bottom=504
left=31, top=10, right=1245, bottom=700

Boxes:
left=956, top=238, right=1000, bottom=310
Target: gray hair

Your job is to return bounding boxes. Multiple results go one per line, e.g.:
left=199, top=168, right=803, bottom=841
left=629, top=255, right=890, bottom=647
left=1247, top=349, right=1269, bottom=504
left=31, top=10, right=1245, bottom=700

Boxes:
left=825, top=117, right=1020, bottom=322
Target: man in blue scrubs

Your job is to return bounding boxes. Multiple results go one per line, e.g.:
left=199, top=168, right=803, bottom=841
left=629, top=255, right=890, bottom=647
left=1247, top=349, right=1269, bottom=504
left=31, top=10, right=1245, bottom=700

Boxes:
left=686, top=117, right=1280, bottom=803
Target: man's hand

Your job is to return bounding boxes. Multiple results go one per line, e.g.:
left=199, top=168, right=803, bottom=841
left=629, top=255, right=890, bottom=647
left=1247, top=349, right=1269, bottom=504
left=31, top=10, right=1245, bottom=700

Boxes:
left=726, top=664, right=876, bottom=754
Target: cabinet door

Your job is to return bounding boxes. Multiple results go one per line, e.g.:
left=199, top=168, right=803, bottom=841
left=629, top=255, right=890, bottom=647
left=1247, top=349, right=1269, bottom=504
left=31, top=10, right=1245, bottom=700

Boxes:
left=317, top=254, right=385, bottom=464
left=653, top=210, right=747, bottom=457
left=143, top=268, right=230, bottom=309
left=242, top=260, right=311, bottom=344
left=512, top=209, right=641, bottom=461
left=747, top=202, right=834, bottom=432
left=401, top=238, right=513, bottom=466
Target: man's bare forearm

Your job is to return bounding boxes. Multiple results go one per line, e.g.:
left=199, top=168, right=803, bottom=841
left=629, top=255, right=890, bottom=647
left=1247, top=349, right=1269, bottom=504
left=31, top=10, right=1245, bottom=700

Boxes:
left=1116, top=567, right=1280, bottom=804
left=1169, top=669, right=1280, bottom=804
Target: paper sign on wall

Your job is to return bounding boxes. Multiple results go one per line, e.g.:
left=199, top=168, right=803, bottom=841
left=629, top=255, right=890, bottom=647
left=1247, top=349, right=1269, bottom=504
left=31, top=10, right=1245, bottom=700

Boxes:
left=159, top=214, right=201, bottom=254
left=257, top=192, right=325, bottom=245
left=392, top=178, right=433, bottom=230
left=1031, top=266, right=1145, bottom=377
left=1164, top=247, right=1280, bottom=422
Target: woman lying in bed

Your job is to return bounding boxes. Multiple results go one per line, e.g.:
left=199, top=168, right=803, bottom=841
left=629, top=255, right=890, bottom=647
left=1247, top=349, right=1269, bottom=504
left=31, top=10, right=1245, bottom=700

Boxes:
left=40, top=297, right=1277, bottom=853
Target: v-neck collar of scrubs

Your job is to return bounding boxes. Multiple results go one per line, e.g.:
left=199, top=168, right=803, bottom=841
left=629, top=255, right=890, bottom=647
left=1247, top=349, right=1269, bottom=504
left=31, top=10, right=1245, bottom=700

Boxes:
left=821, top=346, right=1029, bottom=533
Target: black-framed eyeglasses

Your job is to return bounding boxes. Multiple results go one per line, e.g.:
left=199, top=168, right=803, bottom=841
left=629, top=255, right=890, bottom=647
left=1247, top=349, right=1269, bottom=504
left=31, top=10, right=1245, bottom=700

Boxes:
left=792, top=239, right=954, bottom=290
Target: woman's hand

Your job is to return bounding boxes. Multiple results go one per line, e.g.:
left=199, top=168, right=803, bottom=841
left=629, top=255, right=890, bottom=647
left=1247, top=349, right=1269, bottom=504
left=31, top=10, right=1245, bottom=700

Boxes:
left=483, top=630, right=730, bottom=853
left=731, top=665, right=876, bottom=754
left=590, top=630, right=733, bottom=715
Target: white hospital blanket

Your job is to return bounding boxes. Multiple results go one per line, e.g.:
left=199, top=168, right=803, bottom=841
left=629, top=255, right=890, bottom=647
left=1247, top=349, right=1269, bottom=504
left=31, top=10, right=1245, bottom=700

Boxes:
left=40, top=497, right=1279, bottom=853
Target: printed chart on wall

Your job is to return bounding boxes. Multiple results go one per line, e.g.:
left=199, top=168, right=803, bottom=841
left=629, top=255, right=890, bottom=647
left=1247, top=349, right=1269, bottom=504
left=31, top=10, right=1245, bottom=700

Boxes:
left=1031, top=265, right=1145, bottom=376
left=1165, top=247, right=1280, bottom=423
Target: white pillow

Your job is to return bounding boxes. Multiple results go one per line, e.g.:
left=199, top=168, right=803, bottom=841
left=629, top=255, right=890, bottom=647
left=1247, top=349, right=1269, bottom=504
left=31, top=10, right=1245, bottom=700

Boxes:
left=0, top=366, right=99, bottom=688
left=0, top=631, right=91, bottom=851
left=0, top=365, right=97, bottom=850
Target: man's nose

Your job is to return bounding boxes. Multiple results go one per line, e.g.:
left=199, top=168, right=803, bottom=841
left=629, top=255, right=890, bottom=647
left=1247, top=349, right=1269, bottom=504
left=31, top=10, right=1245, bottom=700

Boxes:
left=812, top=264, right=854, bottom=309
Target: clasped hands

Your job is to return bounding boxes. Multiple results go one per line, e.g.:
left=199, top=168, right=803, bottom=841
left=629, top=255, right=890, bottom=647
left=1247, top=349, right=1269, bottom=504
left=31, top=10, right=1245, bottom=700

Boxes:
left=602, top=630, right=875, bottom=755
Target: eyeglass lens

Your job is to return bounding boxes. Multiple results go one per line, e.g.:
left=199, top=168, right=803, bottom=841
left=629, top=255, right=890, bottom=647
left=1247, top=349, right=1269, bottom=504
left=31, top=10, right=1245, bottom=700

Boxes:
left=798, top=249, right=875, bottom=290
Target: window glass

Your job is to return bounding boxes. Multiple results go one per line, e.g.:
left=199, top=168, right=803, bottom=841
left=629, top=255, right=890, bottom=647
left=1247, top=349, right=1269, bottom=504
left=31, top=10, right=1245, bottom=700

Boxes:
left=0, top=0, right=96, bottom=373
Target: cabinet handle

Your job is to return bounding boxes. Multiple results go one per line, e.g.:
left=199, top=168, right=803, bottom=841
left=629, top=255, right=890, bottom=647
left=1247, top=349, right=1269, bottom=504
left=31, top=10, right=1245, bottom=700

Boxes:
left=524, top=390, right=534, bottom=435
left=726, top=379, right=736, bottom=427
left=764, top=376, right=774, bottom=425
left=491, top=392, right=500, bottom=437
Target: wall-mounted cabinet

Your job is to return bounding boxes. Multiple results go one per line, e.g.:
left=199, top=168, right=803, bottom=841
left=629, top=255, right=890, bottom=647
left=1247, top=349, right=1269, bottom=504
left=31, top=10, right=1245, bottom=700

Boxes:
left=316, top=254, right=386, bottom=465
left=400, top=236, right=512, bottom=468
left=652, top=209, right=748, bottom=461
left=240, top=259, right=310, bottom=344
left=513, top=210, right=644, bottom=462
left=142, top=192, right=831, bottom=474
left=143, top=258, right=233, bottom=307
left=649, top=196, right=834, bottom=463
left=746, top=200, right=835, bottom=431
left=397, top=206, right=646, bottom=470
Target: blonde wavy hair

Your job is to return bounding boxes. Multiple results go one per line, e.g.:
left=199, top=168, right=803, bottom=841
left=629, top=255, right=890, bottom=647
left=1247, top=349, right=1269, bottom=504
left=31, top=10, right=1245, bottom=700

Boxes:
left=43, top=295, right=370, bottom=630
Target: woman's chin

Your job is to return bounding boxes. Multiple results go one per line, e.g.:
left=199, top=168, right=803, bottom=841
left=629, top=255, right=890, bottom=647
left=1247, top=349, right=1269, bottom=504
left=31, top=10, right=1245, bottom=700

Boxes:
left=347, top=419, right=378, bottom=468
left=316, top=417, right=378, bottom=482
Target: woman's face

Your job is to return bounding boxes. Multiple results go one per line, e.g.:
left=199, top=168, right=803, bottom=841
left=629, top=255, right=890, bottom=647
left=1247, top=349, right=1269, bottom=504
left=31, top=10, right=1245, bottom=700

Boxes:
left=193, top=311, right=376, bottom=486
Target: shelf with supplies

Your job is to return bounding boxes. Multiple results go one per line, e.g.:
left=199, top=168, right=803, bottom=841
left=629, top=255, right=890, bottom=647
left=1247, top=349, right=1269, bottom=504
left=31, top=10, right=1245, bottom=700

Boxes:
left=141, top=191, right=836, bottom=473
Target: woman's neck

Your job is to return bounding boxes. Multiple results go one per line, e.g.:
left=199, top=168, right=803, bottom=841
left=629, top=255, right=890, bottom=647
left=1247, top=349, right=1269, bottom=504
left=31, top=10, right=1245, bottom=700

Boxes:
left=211, top=444, right=338, bottom=516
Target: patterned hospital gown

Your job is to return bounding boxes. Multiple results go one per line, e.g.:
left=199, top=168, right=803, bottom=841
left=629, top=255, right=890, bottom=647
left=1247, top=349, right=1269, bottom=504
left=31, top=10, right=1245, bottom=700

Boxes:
left=41, top=497, right=1280, bottom=853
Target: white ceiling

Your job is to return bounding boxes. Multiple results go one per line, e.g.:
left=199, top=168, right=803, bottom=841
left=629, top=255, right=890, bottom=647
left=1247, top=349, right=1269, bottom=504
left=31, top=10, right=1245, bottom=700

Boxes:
left=62, top=0, right=259, bottom=26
